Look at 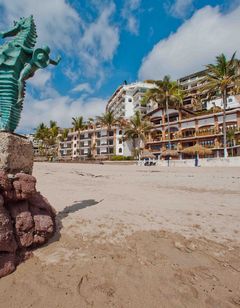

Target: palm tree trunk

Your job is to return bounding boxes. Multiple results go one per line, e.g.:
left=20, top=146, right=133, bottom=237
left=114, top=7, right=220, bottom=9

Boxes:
left=166, top=94, right=171, bottom=150
left=107, top=126, right=110, bottom=160
left=132, top=138, right=137, bottom=159
left=222, top=89, right=228, bottom=158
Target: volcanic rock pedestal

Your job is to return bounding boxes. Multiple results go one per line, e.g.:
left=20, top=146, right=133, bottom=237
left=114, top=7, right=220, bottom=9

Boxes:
left=0, top=132, right=34, bottom=174
left=0, top=133, right=56, bottom=278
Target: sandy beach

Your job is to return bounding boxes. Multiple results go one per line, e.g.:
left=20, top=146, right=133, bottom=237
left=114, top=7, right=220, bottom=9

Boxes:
left=0, top=163, right=240, bottom=307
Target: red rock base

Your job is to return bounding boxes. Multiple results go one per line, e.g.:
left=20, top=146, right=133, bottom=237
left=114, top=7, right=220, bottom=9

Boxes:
left=0, top=171, right=56, bottom=278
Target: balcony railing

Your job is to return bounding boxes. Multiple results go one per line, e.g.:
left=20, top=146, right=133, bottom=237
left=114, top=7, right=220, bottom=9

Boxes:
left=80, top=142, right=91, bottom=147
left=80, top=135, right=92, bottom=140
left=96, top=132, right=114, bottom=138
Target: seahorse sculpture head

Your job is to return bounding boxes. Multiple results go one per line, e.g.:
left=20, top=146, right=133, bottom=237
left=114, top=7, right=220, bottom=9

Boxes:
left=0, top=16, right=60, bottom=133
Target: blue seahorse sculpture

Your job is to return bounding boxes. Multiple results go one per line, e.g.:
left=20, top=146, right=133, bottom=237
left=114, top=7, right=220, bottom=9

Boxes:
left=0, top=16, right=61, bottom=132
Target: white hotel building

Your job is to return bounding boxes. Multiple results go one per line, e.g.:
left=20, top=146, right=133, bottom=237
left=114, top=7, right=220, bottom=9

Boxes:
left=58, top=125, right=133, bottom=160
left=106, top=82, right=156, bottom=118
left=58, top=82, right=155, bottom=160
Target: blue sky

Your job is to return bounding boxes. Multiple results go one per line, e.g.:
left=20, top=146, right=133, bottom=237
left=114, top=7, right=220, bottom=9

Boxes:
left=0, top=0, right=239, bottom=132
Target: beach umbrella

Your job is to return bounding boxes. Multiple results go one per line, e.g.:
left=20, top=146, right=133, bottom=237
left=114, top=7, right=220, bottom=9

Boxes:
left=141, top=150, right=156, bottom=159
left=182, top=144, right=212, bottom=156
left=161, top=149, right=179, bottom=157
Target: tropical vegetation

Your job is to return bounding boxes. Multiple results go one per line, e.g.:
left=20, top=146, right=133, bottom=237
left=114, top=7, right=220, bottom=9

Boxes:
left=72, top=116, right=85, bottom=132
left=96, top=111, right=119, bottom=157
left=143, top=75, right=183, bottom=150
left=201, top=53, right=240, bottom=158
left=32, top=52, right=240, bottom=161
left=124, top=111, right=153, bottom=159
left=35, top=121, right=59, bottom=158
left=226, top=128, right=236, bottom=156
left=96, top=111, right=118, bottom=129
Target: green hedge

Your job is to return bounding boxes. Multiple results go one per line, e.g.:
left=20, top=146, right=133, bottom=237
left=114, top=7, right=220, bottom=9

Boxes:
left=110, top=155, right=134, bottom=161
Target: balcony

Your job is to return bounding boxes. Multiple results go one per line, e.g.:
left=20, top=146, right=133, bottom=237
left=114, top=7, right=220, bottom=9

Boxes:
left=96, top=148, right=114, bottom=155
left=97, top=142, right=114, bottom=147
left=80, top=134, right=92, bottom=140
left=80, top=151, right=91, bottom=156
left=96, top=131, right=114, bottom=138
left=80, top=142, right=91, bottom=147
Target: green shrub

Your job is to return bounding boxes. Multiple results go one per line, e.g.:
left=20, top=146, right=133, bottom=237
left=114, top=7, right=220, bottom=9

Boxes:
left=111, top=155, right=134, bottom=161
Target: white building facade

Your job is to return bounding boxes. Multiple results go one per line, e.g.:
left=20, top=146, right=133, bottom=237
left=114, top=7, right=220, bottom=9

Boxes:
left=106, top=82, right=156, bottom=119
left=58, top=126, right=133, bottom=160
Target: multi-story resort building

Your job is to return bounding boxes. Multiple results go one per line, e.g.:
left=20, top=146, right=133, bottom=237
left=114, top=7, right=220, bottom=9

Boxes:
left=58, top=82, right=155, bottom=160
left=178, top=69, right=240, bottom=111
left=146, top=103, right=240, bottom=158
left=58, top=126, right=132, bottom=160
left=57, top=69, right=240, bottom=160
left=106, top=82, right=156, bottom=118
left=142, top=68, right=240, bottom=159
left=26, top=134, right=43, bottom=156
left=178, top=70, right=206, bottom=108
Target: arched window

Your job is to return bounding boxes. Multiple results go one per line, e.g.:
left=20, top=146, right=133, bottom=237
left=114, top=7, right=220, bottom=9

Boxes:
left=119, top=148, right=122, bottom=153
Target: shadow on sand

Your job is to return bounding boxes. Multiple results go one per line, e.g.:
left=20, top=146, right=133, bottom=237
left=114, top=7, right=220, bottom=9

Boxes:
left=58, top=199, right=102, bottom=220
left=47, top=199, right=103, bottom=245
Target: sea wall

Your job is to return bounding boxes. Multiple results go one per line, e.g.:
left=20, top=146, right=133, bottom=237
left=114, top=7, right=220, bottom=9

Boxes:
left=156, top=157, right=240, bottom=167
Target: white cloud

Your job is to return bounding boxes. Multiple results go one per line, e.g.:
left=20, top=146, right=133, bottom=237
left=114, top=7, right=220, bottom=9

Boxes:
left=79, top=2, right=119, bottom=77
left=63, top=66, right=79, bottom=82
left=0, top=0, right=119, bottom=133
left=71, top=83, right=93, bottom=94
left=0, top=0, right=119, bottom=83
left=0, top=0, right=81, bottom=51
left=138, top=5, right=240, bottom=81
left=28, top=70, right=52, bottom=88
left=129, top=0, right=141, bottom=10
left=121, top=0, right=141, bottom=35
left=166, top=0, right=194, bottom=19
left=18, top=93, right=106, bottom=132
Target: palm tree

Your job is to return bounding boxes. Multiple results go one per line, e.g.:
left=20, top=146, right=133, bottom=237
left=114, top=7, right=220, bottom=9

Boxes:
left=35, top=122, right=50, bottom=156
left=191, top=93, right=203, bottom=111
left=48, top=120, right=59, bottom=146
left=144, top=76, right=183, bottom=150
left=35, top=122, right=48, bottom=141
left=96, top=111, right=118, bottom=129
left=35, top=121, right=59, bottom=157
left=87, top=117, right=95, bottom=129
left=201, top=53, right=239, bottom=158
left=96, top=111, right=118, bottom=157
left=117, top=116, right=128, bottom=129
left=72, top=116, right=85, bottom=132
left=59, top=128, right=69, bottom=142
left=124, top=111, right=153, bottom=159
left=227, top=128, right=236, bottom=156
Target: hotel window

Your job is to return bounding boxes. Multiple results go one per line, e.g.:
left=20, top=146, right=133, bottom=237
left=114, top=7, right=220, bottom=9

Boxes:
left=119, top=148, right=122, bottom=153
left=119, top=130, right=122, bottom=135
